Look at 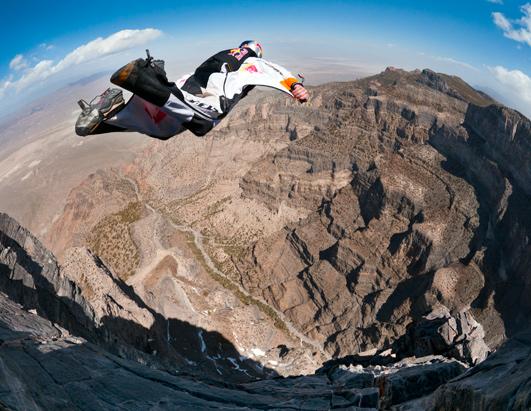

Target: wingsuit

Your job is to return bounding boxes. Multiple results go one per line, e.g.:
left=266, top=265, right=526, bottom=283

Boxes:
left=75, top=41, right=309, bottom=140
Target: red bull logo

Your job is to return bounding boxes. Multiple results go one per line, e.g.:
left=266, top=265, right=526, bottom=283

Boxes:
left=228, top=48, right=249, bottom=61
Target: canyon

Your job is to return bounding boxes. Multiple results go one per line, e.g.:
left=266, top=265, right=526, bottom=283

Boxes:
left=0, top=67, right=529, bottom=409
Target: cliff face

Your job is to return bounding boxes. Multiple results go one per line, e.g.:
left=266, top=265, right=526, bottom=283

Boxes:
left=428, top=328, right=531, bottom=410
left=431, top=103, right=531, bottom=341
left=0, top=213, right=276, bottom=382
left=236, top=68, right=530, bottom=359
left=0, top=212, right=155, bottom=357
left=1, top=278, right=529, bottom=410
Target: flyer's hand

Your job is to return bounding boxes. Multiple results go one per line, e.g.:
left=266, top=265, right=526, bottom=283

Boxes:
left=292, top=84, right=309, bottom=103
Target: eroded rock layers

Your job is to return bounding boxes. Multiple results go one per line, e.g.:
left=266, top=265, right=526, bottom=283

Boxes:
left=237, top=68, right=530, bottom=362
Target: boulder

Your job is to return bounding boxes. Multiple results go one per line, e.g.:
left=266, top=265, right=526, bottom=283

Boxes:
left=429, top=329, right=531, bottom=410
left=396, top=306, right=490, bottom=365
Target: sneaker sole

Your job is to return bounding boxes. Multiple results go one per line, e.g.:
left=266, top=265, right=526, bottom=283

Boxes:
left=101, top=98, right=125, bottom=119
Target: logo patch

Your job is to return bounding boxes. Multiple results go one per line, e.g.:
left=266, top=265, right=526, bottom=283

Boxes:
left=240, top=63, right=260, bottom=73
left=229, top=48, right=249, bottom=61
left=144, top=104, right=167, bottom=124
left=245, top=64, right=258, bottom=73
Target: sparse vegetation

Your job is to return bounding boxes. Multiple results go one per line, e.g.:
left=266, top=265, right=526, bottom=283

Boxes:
left=204, top=236, right=247, bottom=283
left=178, top=225, right=289, bottom=334
left=154, top=187, right=291, bottom=334
left=87, top=202, right=144, bottom=280
left=162, top=182, right=214, bottom=218
left=204, top=196, right=231, bottom=219
left=221, top=243, right=247, bottom=261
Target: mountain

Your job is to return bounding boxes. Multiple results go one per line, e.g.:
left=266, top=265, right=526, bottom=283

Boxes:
left=235, top=67, right=530, bottom=358
left=0, top=66, right=530, bottom=409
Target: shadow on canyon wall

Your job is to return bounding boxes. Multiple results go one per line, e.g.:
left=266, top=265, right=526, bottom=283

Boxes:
left=0, top=230, right=274, bottom=382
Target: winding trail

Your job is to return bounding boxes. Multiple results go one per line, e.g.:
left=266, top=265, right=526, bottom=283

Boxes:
left=169, top=215, right=325, bottom=353
left=123, top=174, right=327, bottom=356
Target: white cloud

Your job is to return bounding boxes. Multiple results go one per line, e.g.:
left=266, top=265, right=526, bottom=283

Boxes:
left=15, top=60, right=55, bottom=90
left=1, top=28, right=162, bottom=95
left=9, top=54, right=28, bottom=71
left=434, top=56, right=478, bottom=71
left=0, top=81, right=8, bottom=98
left=492, top=4, right=531, bottom=46
left=39, top=43, right=55, bottom=50
left=489, top=65, right=531, bottom=102
left=493, top=12, right=512, bottom=31
left=53, top=28, right=161, bottom=72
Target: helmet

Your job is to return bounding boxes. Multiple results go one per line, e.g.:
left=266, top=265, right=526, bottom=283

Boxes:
left=239, top=40, right=263, bottom=58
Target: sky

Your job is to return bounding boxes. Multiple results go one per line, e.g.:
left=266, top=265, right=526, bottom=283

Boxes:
left=1, top=0, right=531, bottom=118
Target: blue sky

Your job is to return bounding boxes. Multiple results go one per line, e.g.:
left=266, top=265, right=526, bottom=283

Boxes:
left=2, top=0, right=531, bottom=117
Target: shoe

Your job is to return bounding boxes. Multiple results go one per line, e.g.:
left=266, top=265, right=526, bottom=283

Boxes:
left=110, top=50, right=171, bottom=107
left=75, top=88, right=125, bottom=136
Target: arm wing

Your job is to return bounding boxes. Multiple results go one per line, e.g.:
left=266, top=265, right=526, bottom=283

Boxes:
left=223, top=57, right=300, bottom=98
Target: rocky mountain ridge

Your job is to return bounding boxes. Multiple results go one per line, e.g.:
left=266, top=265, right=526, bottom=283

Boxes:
left=1, top=66, right=529, bottom=408
left=235, top=67, right=529, bottom=359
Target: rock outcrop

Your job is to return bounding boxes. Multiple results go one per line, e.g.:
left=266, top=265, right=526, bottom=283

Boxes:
left=0, top=291, right=469, bottom=410
left=428, top=328, right=531, bottom=410
left=395, top=306, right=489, bottom=365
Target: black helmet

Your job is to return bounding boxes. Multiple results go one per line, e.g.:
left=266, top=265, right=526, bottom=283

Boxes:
left=239, top=40, right=263, bottom=58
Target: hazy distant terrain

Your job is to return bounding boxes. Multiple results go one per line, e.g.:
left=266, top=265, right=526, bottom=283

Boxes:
left=0, top=74, right=148, bottom=239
